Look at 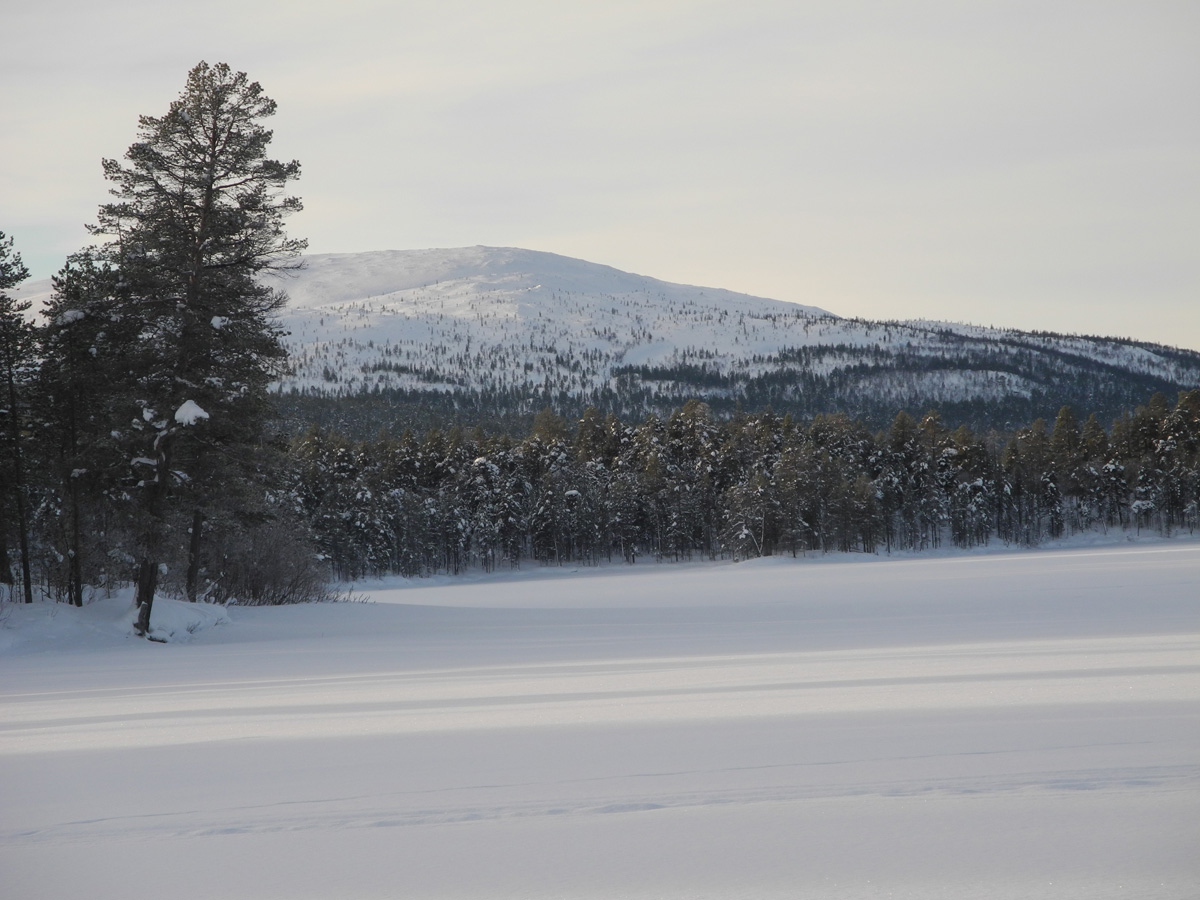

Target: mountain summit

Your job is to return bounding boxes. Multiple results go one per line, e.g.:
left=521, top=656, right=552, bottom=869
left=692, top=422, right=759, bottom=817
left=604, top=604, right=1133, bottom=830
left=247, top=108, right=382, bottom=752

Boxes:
left=271, top=245, right=837, bottom=397
left=277, top=246, right=834, bottom=318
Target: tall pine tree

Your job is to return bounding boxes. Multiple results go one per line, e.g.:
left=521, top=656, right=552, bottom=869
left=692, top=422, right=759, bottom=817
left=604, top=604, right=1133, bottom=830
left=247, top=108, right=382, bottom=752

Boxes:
left=87, top=62, right=304, bottom=636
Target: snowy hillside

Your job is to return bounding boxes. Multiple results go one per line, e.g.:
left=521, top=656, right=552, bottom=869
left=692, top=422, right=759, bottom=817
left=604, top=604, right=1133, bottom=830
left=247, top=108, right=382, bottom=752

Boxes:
left=264, top=248, right=1200, bottom=428
left=269, top=246, right=837, bottom=394
left=18, top=246, right=1200, bottom=429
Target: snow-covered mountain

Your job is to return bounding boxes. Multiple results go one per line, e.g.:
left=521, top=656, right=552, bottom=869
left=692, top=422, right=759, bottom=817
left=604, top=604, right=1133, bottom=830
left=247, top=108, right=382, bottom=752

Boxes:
left=17, top=246, right=1200, bottom=429
left=269, top=246, right=834, bottom=392
left=267, top=247, right=1200, bottom=429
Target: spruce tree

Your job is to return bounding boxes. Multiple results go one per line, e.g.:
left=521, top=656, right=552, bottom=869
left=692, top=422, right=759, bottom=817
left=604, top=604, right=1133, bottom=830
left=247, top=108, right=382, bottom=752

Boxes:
left=87, top=62, right=304, bottom=635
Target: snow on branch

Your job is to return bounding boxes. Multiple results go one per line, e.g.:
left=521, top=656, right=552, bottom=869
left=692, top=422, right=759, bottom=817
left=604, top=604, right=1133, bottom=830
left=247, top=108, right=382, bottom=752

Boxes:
left=175, top=399, right=210, bottom=425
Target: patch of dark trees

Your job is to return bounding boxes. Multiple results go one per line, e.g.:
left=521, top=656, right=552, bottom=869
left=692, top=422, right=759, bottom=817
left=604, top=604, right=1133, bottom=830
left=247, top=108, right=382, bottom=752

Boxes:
left=289, top=391, right=1200, bottom=581
left=277, top=336, right=1200, bottom=441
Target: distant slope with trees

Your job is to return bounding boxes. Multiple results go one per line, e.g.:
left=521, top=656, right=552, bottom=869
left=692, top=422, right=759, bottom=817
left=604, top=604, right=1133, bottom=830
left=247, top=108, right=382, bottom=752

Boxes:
left=254, top=247, right=1200, bottom=439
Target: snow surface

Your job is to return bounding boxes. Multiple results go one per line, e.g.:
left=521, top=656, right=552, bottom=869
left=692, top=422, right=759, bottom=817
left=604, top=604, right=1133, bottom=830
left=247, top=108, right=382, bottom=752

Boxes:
left=2, top=541, right=1198, bottom=899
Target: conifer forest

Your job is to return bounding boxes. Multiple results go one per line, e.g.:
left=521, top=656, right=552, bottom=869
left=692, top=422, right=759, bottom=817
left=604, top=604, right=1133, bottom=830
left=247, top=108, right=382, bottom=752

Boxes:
left=290, top=395, right=1200, bottom=580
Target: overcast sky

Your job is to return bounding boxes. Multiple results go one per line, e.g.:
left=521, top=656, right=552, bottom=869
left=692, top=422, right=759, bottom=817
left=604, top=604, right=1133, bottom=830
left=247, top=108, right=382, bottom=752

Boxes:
left=3, top=0, right=1197, bottom=349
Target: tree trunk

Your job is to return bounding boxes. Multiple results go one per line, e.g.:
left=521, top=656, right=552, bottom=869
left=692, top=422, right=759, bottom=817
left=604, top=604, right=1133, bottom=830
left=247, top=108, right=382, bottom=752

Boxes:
left=0, top=522, right=12, bottom=585
left=14, top=488, right=32, bottom=603
left=133, top=448, right=172, bottom=637
left=133, top=556, right=159, bottom=636
left=66, top=387, right=84, bottom=607
left=5, top=363, right=33, bottom=603
left=68, top=480, right=84, bottom=607
left=186, top=509, right=205, bottom=602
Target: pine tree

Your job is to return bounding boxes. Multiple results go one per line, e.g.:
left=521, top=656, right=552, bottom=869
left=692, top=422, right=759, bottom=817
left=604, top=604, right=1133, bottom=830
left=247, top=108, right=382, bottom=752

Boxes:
left=1070, top=413, right=1110, bottom=531
left=87, top=62, right=304, bottom=636
left=0, top=231, right=35, bottom=602
left=876, top=411, right=922, bottom=551
left=38, top=251, right=130, bottom=605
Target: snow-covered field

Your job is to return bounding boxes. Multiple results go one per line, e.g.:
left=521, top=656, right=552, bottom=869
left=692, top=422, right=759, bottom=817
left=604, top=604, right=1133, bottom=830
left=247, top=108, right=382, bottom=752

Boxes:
left=2, top=542, right=1198, bottom=899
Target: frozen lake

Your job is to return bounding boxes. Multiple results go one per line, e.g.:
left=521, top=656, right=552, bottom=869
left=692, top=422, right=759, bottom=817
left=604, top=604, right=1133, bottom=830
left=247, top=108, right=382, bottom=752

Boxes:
left=2, top=542, right=1198, bottom=898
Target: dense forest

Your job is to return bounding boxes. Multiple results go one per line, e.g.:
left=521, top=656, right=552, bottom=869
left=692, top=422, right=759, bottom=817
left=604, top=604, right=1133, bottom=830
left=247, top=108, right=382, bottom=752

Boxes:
left=288, top=394, right=1200, bottom=580
left=6, top=344, right=1200, bottom=603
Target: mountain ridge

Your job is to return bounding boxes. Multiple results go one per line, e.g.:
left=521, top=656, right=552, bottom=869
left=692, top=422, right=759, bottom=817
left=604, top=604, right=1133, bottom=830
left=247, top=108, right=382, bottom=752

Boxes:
left=262, top=247, right=1200, bottom=433
left=15, top=246, right=1200, bottom=433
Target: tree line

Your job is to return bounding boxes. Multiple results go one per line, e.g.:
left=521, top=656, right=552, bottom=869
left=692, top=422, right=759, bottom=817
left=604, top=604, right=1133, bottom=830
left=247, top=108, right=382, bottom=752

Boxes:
left=290, top=394, right=1199, bottom=580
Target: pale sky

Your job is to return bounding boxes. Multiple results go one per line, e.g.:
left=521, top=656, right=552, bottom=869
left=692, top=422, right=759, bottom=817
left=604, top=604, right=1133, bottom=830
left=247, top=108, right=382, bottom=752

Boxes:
left=3, top=0, right=1198, bottom=350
